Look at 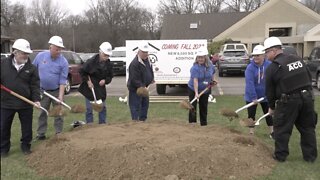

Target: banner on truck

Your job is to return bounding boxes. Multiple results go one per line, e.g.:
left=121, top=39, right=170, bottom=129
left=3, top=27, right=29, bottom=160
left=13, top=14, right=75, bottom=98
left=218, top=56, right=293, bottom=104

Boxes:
left=126, top=39, right=207, bottom=84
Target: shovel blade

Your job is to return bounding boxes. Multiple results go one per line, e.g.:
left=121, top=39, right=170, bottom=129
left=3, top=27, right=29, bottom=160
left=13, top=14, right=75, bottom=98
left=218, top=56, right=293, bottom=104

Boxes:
left=179, top=100, right=193, bottom=110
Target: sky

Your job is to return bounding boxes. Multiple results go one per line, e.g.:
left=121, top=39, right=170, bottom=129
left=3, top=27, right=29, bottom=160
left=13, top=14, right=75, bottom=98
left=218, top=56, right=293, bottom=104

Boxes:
left=9, top=0, right=159, bottom=15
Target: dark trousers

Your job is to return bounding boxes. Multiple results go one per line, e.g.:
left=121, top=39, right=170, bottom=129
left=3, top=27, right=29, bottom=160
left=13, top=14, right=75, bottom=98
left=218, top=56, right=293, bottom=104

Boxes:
left=246, top=101, right=273, bottom=127
left=188, top=88, right=209, bottom=126
left=1, top=108, right=33, bottom=153
left=273, top=92, right=317, bottom=161
left=128, top=89, right=149, bottom=121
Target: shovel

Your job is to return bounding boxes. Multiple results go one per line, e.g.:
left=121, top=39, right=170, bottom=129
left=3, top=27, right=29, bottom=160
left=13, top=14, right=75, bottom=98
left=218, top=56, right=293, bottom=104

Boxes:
left=88, top=76, right=104, bottom=112
left=220, top=97, right=265, bottom=118
left=1, top=84, right=48, bottom=116
left=43, top=91, right=85, bottom=113
left=43, top=91, right=72, bottom=110
left=179, top=83, right=213, bottom=110
left=254, top=113, right=270, bottom=126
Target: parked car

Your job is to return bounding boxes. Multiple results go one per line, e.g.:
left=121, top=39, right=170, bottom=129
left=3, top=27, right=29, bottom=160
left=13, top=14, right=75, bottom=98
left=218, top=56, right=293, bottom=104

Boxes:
left=29, top=50, right=84, bottom=94
left=305, top=46, right=320, bottom=90
left=210, top=53, right=219, bottom=65
left=217, top=49, right=249, bottom=77
left=220, top=43, right=248, bottom=54
left=78, top=52, right=96, bottom=62
left=110, top=46, right=126, bottom=75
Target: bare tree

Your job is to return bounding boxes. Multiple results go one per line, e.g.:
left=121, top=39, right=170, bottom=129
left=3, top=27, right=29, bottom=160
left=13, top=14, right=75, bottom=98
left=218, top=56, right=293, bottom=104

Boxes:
left=242, top=0, right=266, bottom=11
left=62, top=15, right=83, bottom=51
left=301, top=0, right=320, bottom=13
left=223, top=0, right=242, bottom=12
left=28, top=0, right=68, bottom=36
left=158, top=0, right=201, bottom=14
left=1, top=0, right=27, bottom=36
left=200, top=0, right=224, bottom=13
left=223, top=0, right=266, bottom=12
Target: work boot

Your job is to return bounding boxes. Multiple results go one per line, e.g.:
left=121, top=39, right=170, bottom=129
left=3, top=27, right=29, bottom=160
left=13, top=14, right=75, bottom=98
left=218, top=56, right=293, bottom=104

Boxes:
left=35, top=135, right=46, bottom=141
left=272, top=154, right=285, bottom=162
left=21, top=144, right=32, bottom=155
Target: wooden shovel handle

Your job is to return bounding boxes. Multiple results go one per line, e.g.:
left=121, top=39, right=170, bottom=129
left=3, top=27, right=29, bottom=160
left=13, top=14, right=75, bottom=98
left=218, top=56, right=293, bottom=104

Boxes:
left=87, top=76, right=98, bottom=102
left=190, top=84, right=213, bottom=104
left=1, top=84, right=48, bottom=115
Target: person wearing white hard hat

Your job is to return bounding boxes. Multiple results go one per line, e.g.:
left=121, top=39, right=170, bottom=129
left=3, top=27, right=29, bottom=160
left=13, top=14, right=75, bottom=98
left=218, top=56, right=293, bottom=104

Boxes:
left=187, top=48, right=217, bottom=126
left=127, top=41, right=154, bottom=122
left=1, top=39, right=41, bottom=157
left=32, top=36, right=69, bottom=140
left=264, top=36, right=317, bottom=163
left=78, top=42, right=113, bottom=124
left=244, top=45, right=273, bottom=137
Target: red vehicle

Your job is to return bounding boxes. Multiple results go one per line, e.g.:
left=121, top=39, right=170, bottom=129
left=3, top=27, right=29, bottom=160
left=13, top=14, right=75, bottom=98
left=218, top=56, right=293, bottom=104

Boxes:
left=29, top=50, right=84, bottom=94
left=210, top=53, right=219, bottom=65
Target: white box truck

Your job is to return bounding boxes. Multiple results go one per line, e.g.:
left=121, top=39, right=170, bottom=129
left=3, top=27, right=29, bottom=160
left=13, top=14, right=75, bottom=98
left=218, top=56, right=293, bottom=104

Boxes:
left=126, top=39, right=207, bottom=95
left=110, top=46, right=126, bottom=75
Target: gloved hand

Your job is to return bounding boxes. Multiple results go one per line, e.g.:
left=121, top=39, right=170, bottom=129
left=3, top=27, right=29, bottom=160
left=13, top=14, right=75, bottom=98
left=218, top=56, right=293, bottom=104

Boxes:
left=210, top=80, right=218, bottom=86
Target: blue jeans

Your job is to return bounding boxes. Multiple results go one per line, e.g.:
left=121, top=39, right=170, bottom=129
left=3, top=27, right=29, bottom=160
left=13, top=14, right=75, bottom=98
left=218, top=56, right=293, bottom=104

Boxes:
left=128, top=89, right=149, bottom=121
left=85, top=98, right=106, bottom=124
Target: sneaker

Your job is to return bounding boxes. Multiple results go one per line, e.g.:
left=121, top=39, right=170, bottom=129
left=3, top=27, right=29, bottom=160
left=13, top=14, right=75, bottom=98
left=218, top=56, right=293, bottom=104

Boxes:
left=35, top=135, right=46, bottom=140
left=269, top=132, right=275, bottom=139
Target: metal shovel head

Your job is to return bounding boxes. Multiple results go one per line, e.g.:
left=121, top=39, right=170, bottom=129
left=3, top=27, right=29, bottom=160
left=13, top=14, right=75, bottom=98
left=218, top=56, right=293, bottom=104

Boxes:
left=179, top=99, right=194, bottom=110
left=239, top=118, right=255, bottom=127
left=220, top=108, right=239, bottom=118
left=136, top=87, right=149, bottom=97
left=70, top=104, right=86, bottom=113
left=49, top=105, right=67, bottom=117
left=91, top=102, right=104, bottom=112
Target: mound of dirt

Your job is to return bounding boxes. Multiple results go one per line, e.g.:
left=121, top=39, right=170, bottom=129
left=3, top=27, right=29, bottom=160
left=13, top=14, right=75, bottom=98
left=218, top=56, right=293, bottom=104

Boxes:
left=27, top=120, right=275, bottom=180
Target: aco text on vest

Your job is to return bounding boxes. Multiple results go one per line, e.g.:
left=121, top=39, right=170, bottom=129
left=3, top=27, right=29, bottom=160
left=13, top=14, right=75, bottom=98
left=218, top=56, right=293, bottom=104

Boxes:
left=287, top=61, right=303, bottom=72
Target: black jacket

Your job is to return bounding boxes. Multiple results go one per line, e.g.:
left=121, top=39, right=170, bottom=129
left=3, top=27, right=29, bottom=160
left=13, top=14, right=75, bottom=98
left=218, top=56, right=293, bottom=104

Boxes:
left=127, top=55, right=154, bottom=91
left=78, top=54, right=113, bottom=101
left=265, top=53, right=312, bottom=109
left=1, top=54, right=41, bottom=109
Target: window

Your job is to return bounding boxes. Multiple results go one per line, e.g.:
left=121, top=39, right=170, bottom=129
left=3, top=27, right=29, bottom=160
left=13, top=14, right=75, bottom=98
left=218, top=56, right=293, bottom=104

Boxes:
left=269, top=28, right=292, bottom=37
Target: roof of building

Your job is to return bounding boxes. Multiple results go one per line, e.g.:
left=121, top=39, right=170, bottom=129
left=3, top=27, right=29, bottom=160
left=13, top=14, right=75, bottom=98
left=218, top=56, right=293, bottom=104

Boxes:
left=160, top=12, right=250, bottom=40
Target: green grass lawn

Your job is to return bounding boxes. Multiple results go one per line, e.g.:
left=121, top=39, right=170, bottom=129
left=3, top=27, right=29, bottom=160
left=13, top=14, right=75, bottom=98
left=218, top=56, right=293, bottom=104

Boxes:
left=1, top=95, right=320, bottom=180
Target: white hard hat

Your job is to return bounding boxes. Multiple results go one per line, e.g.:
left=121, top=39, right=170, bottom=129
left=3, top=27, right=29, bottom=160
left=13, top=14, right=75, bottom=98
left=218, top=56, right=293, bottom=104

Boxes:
left=138, top=41, right=149, bottom=52
left=196, top=48, right=208, bottom=56
left=48, top=36, right=64, bottom=48
left=12, top=39, right=33, bottom=54
left=99, top=42, right=112, bottom=56
left=263, top=36, right=282, bottom=50
left=251, top=45, right=265, bottom=55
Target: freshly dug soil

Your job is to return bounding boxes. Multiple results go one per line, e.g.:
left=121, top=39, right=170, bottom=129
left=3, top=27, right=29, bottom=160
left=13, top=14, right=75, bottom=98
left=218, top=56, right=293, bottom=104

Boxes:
left=27, top=120, right=275, bottom=180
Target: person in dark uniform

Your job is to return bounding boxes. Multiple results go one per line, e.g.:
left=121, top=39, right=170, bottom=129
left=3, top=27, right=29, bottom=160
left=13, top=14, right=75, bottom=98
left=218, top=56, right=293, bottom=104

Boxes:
left=264, top=36, right=317, bottom=163
left=127, top=41, right=154, bottom=122
left=1, top=39, right=41, bottom=157
left=78, top=42, right=114, bottom=124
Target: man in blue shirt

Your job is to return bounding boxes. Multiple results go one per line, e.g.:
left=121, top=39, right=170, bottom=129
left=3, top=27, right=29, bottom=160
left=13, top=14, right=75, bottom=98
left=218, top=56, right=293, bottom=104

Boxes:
left=32, top=36, right=69, bottom=140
